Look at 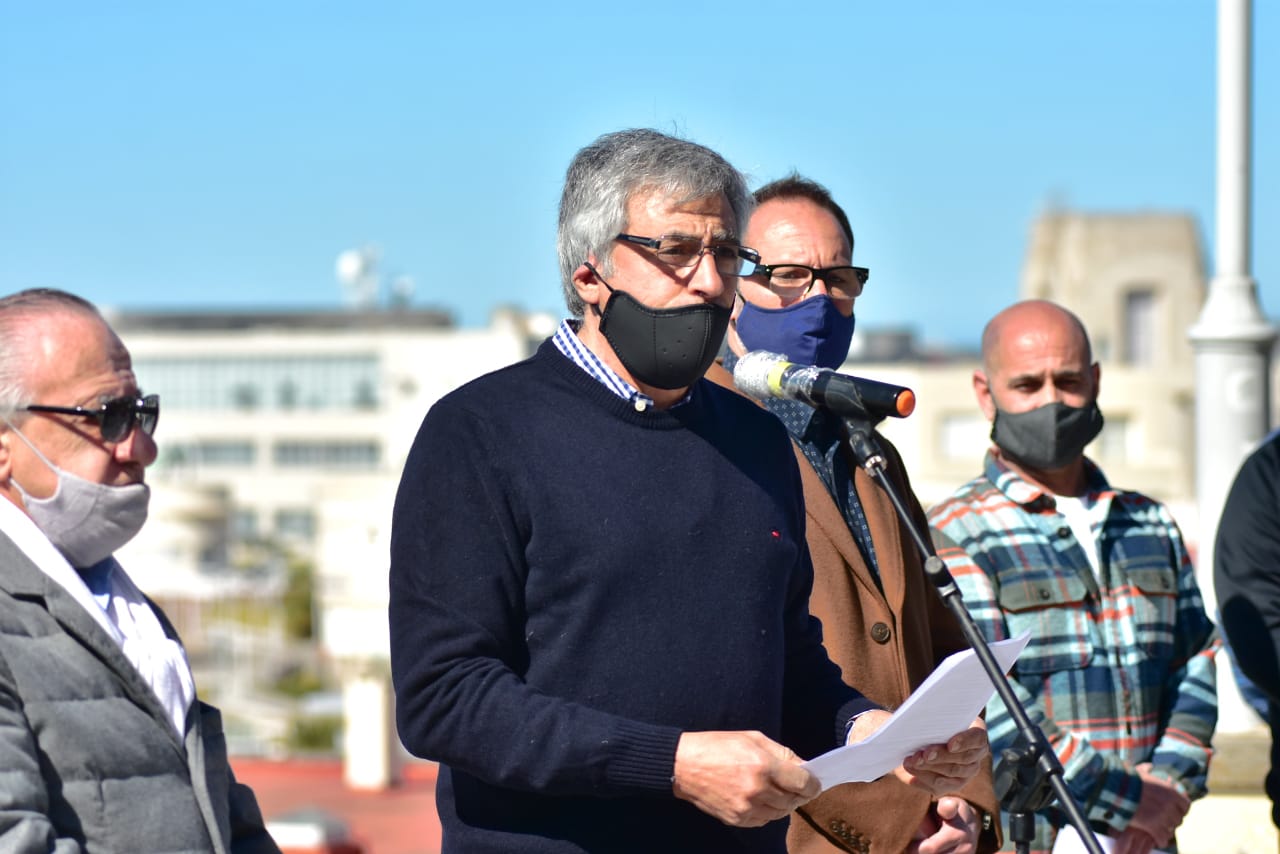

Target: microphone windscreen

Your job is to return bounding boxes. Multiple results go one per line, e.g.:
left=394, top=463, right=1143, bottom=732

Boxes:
left=733, top=351, right=785, bottom=400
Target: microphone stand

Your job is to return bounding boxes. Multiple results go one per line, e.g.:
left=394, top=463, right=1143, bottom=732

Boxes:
left=841, top=417, right=1104, bottom=854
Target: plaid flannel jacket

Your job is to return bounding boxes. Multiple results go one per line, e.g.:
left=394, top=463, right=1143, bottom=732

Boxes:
left=928, top=451, right=1218, bottom=851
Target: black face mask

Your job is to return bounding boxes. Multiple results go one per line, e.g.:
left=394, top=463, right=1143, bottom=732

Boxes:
left=990, top=400, right=1105, bottom=472
left=588, top=266, right=731, bottom=390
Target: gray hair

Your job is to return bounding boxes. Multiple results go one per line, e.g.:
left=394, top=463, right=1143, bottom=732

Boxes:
left=0, top=288, right=105, bottom=419
left=556, top=128, right=753, bottom=317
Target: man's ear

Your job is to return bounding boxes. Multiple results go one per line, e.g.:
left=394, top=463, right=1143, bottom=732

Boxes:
left=729, top=289, right=745, bottom=322
left=724, top=292, right=747, bottom=357
left=973, top=370, right=997, bottom=422
left=0, top=428, right=12, bottom=483
left=571, top=260, right=603, bottom=309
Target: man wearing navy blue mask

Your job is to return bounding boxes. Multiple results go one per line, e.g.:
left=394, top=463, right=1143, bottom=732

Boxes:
left=731, top=179, right=862, bottom=371
left=713, top=175, right=1000, bottom=854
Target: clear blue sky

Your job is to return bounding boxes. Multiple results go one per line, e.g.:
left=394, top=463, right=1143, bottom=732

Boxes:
left=2, top=2, right=1274, bottom=349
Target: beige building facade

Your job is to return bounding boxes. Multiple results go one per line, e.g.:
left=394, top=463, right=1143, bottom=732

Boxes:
left=862, top=210, right=1207, bottom=537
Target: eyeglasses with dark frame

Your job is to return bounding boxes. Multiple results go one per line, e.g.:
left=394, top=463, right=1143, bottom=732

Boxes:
left=19, top=394, right=160, bottom=443
left=750, top=263, right=870, bottom=302
left=615, top=233, right=762, bottom=278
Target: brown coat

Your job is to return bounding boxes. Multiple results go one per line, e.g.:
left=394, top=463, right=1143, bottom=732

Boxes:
left=706, top=363, right=1000, bottom=854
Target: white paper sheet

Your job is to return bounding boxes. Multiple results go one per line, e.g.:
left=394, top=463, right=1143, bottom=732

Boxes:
left=803, top=632, right=1031, bottom=791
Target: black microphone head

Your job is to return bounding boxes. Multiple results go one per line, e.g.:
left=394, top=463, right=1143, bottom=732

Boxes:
left=733, top=351, right=787, bottom=401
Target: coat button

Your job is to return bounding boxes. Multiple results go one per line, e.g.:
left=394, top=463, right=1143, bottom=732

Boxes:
left=1039, top=588, right=1052, bottom=600
left=870, top=622, right=891, bottom=644
left=1057, top=526, right=1071, bottom=538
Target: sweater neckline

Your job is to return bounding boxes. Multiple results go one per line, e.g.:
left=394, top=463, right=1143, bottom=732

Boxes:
left=535, top=339, right=706, bottom=429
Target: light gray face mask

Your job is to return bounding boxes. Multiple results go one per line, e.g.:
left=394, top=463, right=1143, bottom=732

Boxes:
left=4, top=419, right=150, bottom=568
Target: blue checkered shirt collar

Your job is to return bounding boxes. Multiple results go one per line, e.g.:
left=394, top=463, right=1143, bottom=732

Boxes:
left=551, top=319, right=692, bottom=411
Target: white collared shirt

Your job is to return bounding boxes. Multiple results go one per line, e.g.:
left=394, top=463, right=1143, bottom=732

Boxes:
left=0, top=497, right=195, bottom=736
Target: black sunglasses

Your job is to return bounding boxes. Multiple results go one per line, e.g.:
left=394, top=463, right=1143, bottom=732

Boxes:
left=21, top=394, right=160, bottom=443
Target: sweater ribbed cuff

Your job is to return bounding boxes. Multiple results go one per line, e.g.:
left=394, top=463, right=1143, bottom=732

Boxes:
left=604, top=719, right=684, bottom=793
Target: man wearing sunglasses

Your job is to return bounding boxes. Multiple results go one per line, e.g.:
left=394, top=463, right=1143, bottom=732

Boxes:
left=0, top=288, right=278, bottom=852
left=389, top=131, right=985, bottom=854
left=709, top=175, right=1000, bottom=854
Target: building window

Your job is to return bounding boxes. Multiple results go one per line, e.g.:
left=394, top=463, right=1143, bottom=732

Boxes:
left=1095, top=415, right=1132, bottom=463
left=158, top=440, right=256, bottom=469
left=198, top=542, right=227, bottom=568
left=1123, top=289, right=1156, bottom=367
left=275, top=508, right=317, bottom=541
left=230, top=509, right=259, bottom=541
left=133, top=354, right=381, bottom=412
left=939, top=413, right=990, bottom=461
left=232, top=384, right=259, bottom=411
left=272, top=441, right=380, bottom=470
left=198, top=441, right=256, bottom=466
left=354, top=379, right=377, bottom=410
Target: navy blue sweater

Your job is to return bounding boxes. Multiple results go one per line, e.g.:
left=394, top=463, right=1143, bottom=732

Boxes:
left=389, top=340, right=870, bottom=853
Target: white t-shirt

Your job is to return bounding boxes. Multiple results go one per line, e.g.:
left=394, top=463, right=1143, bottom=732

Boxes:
left=1052, top=493, right=1103, bottom=580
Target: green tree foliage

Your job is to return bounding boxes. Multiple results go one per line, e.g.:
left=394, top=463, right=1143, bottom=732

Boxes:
left=283, top=555, right=314, bottom=640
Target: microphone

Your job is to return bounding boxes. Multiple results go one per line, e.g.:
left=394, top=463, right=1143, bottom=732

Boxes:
left=733, top=351, right=916, bottom=423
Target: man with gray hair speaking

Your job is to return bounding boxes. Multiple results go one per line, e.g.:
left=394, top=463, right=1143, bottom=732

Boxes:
left=389, top=128, right=987, bottom=853
left=0, top=287, right=278, bottom=852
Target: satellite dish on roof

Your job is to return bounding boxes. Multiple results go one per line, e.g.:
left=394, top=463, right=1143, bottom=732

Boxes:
left=335, top=247, right=379, bottom=308
left=335, top=249, right=367, bottom=284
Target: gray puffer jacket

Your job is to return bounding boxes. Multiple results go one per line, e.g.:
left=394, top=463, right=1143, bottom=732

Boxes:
left=0, top=531, right=280, bottom=853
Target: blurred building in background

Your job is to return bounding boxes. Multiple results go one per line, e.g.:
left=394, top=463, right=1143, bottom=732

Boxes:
left=111, top=303, right=554, bottom=761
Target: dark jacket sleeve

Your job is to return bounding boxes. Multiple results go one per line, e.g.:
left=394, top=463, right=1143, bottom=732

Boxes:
left=1215, top=433, right=1280, bottom=702
left=227, top=771, right=281, bottom=854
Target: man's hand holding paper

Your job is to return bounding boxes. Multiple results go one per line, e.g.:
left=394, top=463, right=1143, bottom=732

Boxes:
left=848, top=710, right=989, bottom=795
left=807, top=632, right=1030, bottom=791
